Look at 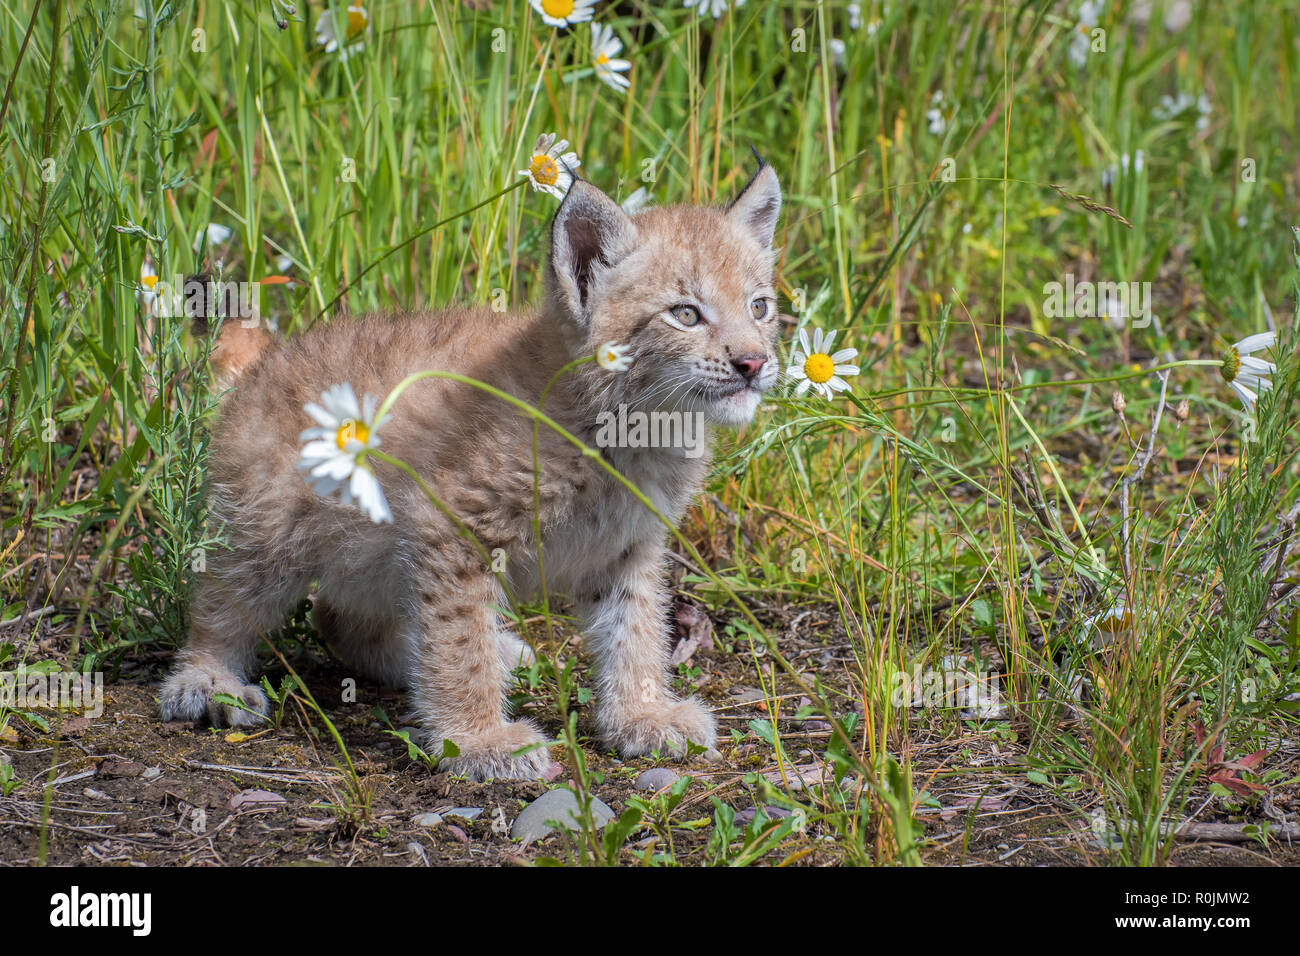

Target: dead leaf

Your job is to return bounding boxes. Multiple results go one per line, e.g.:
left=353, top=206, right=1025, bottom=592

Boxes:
left=669, top=600, right=715, bottom=667
left=230, top=789, right=286, bottom=810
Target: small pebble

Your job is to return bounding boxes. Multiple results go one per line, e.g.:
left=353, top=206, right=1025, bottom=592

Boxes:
left=412, top=812, right=443, bottom=827
left=142, top=767, right=162, bottom=781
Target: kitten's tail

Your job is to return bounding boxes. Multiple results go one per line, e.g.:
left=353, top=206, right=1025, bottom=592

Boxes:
left=185, top=273, right=275, bottom=386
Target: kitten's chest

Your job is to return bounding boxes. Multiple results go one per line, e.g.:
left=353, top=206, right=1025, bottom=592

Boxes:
left=508, top=446, right=708, bottom=596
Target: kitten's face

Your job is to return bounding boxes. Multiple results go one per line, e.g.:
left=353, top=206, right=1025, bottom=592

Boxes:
left=549, top=165, right=784, bottom=427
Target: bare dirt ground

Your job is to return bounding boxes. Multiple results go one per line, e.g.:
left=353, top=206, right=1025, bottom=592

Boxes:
left=2, top=601, right=1298, bottom=867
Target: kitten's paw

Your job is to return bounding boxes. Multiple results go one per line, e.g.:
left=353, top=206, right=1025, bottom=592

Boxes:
left=158, top=664, right=269, bottom=728
left=497, top=630, right=536, bottom=671
left=602, top=698, right=716, bottom=760
left=429, top=721, right=552, bottom=781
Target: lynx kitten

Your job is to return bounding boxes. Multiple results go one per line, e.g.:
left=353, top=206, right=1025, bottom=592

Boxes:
left=159, top=162, right=784, bottom=780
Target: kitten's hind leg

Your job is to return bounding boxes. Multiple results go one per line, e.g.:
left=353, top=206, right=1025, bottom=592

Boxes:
left=159, top=570, right=298, bottom=728
left=497, top=628, right=536, bottom=671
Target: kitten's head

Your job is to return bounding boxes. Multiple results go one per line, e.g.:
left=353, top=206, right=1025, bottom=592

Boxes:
left=547, top=161, right=783, bottom=427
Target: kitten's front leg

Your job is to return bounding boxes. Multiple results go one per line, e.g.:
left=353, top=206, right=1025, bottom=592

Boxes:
left=409, top=544, right=551, bottom=781
left=579, top=542, right=716, bottom=759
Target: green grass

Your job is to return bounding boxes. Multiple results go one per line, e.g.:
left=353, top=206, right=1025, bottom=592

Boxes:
left=3, top=0, right=1300, bottom=865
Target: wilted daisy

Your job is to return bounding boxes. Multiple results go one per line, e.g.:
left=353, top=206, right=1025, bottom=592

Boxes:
left=1220, top=331, right=1277, bottom=412
left=299, top=384, right=393, bottom=523
left=1154, top=90, right=1212, bottom=131
left=315, top=4, right=370, bottom=60
left=685, top=0, right=746, bottom=17
left=192, top=222, right=232, bottom=254
left=597, top=341, right=632, bottom=371
left=530, top=0, right=596, bottom=29
left=788, top=327, right=859, bottom=399
left=591, top=23, right=631, bottom=93
left=518, top=133, right=581, bottom=201
left=620, top=186, right=652, bottom=214
left=1068, top=0, right=1101, bottom=68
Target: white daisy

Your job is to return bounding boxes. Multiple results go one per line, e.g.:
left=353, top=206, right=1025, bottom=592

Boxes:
left=684, top=0, right=746, bottom=18
left=591, top=23, right=631, bottom=93
left=518, top=133, right=581, bottom=201
left=926, top=91, right=951, bottom=135
left=139, top=260, right=182, bottom=317
left=1220, top=331, right=1277, bottom=413
left=192, top=223, right=232, bottom=254
left=298, top=384, right=393, bottom=524
left=848, top=3, right=862, bottom=31
left=788, top=327, right=860, bottom=399
left=530, top=0, right=597, bottom=29
left=597, top=341, right=632, bottom=371
left=140, top=260, right=160, bottom=310
left=828, top=38, right=846, bottom=69
left=315, top=4, right=370, bottom=60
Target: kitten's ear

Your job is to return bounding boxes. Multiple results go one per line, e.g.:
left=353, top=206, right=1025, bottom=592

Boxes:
left=726, top=159, right=782, bottom=250
left=550, top=180, right=638, bottom=323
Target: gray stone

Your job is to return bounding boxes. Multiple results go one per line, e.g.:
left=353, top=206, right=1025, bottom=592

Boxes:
left=511, top=787, right=615, bottom=843
left=633, top=768, right=680, bottom=792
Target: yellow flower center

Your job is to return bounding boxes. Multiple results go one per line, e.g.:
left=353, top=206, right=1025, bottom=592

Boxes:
left=1093, top=610, right=1133, bottom=635
left=336, top=420, right=369, bottom=450
left=596, top=53, right=610, bottom=66
left=804, top=353, right=835, bottom=384
left=346, top=6, right=368, bottom=39
left=530, top=154, right=560, bottom=187
left=1220, top=347, right=1241, bottom=383
left=142, top=275, right=159, bottom=289
left=542, top=0, right=575, bottom=17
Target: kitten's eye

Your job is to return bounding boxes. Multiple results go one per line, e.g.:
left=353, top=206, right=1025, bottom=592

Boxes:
left=751, top=298, right=769, bottom=321
left=669, top=305, right=702, bottom=328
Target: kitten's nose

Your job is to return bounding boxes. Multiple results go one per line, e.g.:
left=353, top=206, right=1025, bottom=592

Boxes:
left=731, top=354, right=767, bottom=381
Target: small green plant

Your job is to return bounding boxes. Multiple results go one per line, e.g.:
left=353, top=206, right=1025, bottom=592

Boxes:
left=0, top=761, right=19, bottom=797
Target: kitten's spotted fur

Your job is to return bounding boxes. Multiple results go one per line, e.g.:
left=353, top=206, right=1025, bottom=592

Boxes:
left=159, top=163, right=784, bottom=780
